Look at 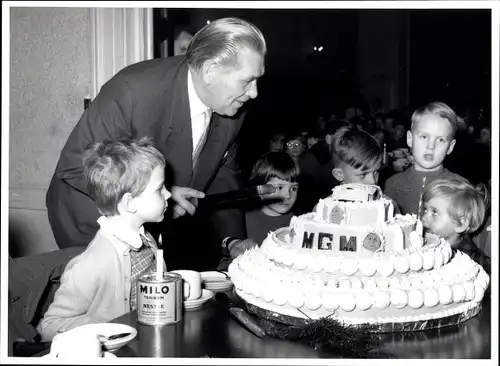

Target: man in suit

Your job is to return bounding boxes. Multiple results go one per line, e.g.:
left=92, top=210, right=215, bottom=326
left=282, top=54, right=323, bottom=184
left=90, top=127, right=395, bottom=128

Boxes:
left=46, top=17, right=267, bottom=270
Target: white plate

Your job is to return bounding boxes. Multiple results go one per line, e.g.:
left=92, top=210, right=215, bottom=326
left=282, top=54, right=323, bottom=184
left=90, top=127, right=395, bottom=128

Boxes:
left=43, top=351, right=117, bottom=358
left=201, top=271, right=231, bottom=282
left=204, top=282, right=233, bottom=290
left=184, top=289, right=214, bottom=310
left=67, top=323, right=137, bottom=352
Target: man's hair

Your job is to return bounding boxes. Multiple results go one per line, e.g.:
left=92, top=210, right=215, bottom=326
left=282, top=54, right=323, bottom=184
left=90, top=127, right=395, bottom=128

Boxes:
left=411, top=101, right=458, bottom=138
left=331, top=124, right=382, bottom=171
left=423, top=176, right=490, bottom=234
left=83, top=137, right=165, bottom=216
left=249, top=151, right=300, bottom=186
left=186, top=17, right=267, bottom=72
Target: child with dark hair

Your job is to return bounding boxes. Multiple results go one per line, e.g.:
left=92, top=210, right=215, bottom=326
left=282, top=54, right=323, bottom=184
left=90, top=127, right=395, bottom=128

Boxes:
left=422, top=176, right=490, bottom=274
left=37, top=137, right=170, bottom=341
left=217, top=152, right=300, bottom=270
left=328, top=124, right=400, bottom=212
left=331, top=124, right=383, bottom=186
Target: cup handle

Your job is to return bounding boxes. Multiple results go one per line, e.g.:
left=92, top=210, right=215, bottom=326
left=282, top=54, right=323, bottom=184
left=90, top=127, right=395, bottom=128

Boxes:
left=184, top=280, right=191, bottom=299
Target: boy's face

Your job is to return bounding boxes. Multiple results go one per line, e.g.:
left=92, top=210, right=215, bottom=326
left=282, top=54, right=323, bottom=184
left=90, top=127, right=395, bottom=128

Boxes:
left=333, top=162, right=380, bottom=185
left=261, top=177, right=298, bottom=216
left=422, top=196, right=462, bottom=244
left=407, top=114, right=456, bottom=172
left=132, top=165, right=171, bottom=223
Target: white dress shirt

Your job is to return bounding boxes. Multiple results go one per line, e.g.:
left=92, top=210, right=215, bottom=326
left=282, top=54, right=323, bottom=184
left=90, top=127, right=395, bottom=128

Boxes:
left=187, top=70, right=212, bottom=156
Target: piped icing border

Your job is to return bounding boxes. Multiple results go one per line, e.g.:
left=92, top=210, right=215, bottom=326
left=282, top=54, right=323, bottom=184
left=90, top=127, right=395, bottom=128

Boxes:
left=229, top=249, right=489, bottom=324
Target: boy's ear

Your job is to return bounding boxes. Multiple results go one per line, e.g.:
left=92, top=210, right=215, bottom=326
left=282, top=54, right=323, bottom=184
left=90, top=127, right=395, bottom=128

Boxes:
left=332, top=168, right=344, bottom=182
left=120, top=192, right=137, bottom=214
left=406, top=130, right=413, bottom=148
left=446, top=139, right=456, bottom=155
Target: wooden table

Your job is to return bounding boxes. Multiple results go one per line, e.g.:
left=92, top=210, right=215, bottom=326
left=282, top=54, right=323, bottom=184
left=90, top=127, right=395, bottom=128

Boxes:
left=110, top=293, right=492, bottom=359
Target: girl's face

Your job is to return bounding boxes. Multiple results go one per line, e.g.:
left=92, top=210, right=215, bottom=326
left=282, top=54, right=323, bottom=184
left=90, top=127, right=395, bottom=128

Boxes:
left=261, top=177, right=298, bottom=216
left=421, top=196, right=462, bottom=245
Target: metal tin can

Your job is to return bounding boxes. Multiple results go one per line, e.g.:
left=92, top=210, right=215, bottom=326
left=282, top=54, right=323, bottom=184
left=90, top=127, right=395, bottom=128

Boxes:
left=137, top=272, right=182, bottom=325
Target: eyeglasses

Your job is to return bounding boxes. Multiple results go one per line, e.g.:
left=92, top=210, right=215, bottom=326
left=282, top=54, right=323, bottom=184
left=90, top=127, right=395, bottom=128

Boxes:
left=286, top=141, right=304, bottom=148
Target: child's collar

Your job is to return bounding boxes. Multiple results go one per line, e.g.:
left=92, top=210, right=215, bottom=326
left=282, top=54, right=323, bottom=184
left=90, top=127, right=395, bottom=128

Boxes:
left=97, top=216, right=145, bottom=250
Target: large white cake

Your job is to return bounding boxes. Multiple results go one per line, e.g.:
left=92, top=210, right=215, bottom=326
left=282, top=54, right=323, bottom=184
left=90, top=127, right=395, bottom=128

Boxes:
left=228, top=184, right=490, bottom=329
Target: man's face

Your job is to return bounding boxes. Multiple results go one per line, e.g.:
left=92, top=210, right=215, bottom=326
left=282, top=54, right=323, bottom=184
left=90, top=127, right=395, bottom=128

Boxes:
left=205, top=46, right=265, bottom=116
left=407, top=114, right=456, bottom=172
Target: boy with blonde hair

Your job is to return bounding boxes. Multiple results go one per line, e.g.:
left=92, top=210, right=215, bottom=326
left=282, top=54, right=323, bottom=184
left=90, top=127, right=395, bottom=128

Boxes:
left=384, top=101, right=463, bottom=215
left=37, top=138, right=170, bottom=341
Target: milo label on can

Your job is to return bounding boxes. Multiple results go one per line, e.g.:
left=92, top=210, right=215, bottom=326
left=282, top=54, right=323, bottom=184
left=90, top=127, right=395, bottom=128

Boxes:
left=137, top=273, right=182, bottom=325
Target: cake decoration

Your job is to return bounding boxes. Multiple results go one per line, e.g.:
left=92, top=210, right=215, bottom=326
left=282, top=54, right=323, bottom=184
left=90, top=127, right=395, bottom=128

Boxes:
left=362, top=232, right=383, bottom=252
left=329, top=205, right=345, bottom=224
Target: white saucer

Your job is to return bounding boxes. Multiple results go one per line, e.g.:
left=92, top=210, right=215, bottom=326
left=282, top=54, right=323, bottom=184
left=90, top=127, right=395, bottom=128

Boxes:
left=64, top=323, right=137, bottom=352
left=184, top=289, right=214, bottom=310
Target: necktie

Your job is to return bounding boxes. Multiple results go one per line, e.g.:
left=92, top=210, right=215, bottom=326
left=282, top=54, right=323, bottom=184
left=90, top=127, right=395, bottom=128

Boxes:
left=192, top=109, right=212, bottom=168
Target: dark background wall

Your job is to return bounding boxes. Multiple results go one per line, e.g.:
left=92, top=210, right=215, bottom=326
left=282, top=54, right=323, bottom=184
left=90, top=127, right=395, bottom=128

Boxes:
left=154, top=8, right=491, bottom=129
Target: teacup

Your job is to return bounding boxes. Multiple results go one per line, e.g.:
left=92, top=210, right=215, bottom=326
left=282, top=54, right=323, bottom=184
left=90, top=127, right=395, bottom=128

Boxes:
left=170, top=270, right=202, bottom=301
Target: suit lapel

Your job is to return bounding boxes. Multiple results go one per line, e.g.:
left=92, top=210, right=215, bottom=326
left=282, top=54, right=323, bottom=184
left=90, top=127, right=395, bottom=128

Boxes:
left=160, top=61, right=194, bottom=188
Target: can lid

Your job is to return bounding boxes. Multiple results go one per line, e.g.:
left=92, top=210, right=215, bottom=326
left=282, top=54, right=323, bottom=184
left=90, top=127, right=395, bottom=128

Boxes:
left=140, top=272, right=182, bottom=282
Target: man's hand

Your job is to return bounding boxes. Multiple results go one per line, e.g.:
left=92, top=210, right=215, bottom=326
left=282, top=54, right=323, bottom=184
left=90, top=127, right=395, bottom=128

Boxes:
left=228, top=238, right=259, bottom=258
left=171, top=186, right=205, bottom=219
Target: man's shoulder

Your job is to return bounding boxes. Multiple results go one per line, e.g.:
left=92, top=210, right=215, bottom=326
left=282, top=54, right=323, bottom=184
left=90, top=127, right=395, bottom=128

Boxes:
left=107, top=56, right=186, bottom=89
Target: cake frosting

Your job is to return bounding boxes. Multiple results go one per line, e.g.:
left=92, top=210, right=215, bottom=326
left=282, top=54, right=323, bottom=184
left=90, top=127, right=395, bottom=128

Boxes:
left=228, top=183, right=490, bottom=329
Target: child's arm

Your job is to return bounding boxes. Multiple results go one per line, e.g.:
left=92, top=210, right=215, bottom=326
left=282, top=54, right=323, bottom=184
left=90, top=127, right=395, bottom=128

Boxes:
left=228, top=238, right=259, bottom=258
left=36, top=261, right=99, bottom=341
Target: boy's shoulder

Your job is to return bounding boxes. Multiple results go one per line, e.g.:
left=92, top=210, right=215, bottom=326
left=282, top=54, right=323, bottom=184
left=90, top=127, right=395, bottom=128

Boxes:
left=65, top=230, right=117, bottom=270
left=440, top=169, right=464, bottom=180
left=384, top=168, right=413, bottom=188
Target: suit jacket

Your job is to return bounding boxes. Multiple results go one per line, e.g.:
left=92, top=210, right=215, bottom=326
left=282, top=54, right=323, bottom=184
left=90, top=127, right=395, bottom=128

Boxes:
left=46, top=56, right=246, bottom=257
